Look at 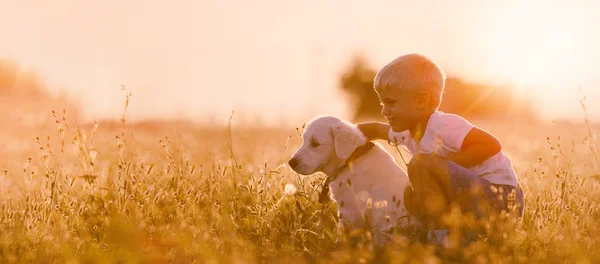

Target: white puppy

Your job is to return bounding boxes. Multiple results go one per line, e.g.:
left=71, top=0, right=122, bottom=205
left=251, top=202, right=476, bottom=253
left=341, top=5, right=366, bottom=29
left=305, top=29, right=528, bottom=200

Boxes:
left=288, top=116, right=419, bottom=247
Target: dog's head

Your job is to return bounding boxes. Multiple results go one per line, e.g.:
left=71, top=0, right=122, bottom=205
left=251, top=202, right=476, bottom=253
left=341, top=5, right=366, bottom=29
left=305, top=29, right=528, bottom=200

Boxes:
left=288, top=116, right=367, bottom=175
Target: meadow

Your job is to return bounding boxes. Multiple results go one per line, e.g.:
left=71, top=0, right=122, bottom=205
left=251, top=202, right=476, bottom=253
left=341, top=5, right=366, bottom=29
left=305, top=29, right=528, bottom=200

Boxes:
left=0, top=100, right=599, bottom=263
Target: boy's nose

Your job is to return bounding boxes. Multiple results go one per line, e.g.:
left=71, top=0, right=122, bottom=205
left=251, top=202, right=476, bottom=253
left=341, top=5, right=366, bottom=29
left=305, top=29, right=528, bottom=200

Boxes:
left=381, top=106, right=390, bottom=116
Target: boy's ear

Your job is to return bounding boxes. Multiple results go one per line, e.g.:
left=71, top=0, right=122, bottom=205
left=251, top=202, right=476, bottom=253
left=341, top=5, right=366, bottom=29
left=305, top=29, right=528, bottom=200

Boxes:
left=415, top=91, right=431, bottom=111
left=331, top=122, right=366, bottom=160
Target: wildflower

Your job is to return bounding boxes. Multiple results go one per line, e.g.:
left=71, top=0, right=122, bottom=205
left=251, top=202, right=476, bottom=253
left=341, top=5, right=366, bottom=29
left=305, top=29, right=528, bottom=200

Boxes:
left=490, top=185, right=499, bottom=195
left=89, top=149, right=98, bottom=162
left=374, top=200, right=388, bottom=209
left=283, top=183, right=297, bottom=196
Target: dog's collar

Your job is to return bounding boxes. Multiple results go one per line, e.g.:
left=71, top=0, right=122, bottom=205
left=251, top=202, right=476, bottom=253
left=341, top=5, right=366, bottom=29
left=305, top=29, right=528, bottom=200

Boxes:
left=338, top=141, right=375, bottom=172
left=318, top=141, right=375, bottom=204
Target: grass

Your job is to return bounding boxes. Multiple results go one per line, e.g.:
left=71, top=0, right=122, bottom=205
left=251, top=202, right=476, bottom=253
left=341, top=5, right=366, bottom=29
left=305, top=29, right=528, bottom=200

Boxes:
left=0, top=95, right=599, bottom=263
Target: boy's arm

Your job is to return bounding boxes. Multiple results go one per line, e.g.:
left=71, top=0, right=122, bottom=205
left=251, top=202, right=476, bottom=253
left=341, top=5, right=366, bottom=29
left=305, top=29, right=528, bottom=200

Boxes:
left=356, top=122, right=391, bottom=141
left=447, top=127, right=502, bottom=168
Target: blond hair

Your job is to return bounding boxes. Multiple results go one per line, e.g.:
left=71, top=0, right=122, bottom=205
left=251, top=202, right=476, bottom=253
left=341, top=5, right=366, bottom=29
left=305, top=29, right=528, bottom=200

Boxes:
left=373, top=53, right=446, bottom=110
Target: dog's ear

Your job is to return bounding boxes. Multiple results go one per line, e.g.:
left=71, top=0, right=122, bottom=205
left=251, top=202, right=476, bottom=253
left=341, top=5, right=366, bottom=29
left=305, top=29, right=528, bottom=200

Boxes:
left=332, top=122, right=366, bottom=160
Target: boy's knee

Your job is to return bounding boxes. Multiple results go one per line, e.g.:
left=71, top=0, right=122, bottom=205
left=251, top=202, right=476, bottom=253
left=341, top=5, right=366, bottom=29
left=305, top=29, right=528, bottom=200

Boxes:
left=408, top=155, right=441, bottom=189
left=407, top=154, right=430, bottom=178
left=408, top=153, right=439, bottom=172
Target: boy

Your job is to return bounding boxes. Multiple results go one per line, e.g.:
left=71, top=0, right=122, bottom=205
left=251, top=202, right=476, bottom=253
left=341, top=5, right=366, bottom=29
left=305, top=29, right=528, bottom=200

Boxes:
left=357, top=53, right=524, bottom=245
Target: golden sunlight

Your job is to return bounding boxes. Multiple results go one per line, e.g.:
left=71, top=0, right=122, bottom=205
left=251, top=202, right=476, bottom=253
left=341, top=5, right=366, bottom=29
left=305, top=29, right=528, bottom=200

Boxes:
left=2, top=1, right=600, bottom=262
left=486, top=4, right=581, bottom=98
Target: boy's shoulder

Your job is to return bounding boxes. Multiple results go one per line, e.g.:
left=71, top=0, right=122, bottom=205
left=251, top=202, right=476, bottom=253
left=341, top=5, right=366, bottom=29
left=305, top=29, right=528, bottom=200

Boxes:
left=428, top=111, right=473, bottom=130
left=388, top=111, right=475, bottom=146
left=425, top=111, right=475, bottom=147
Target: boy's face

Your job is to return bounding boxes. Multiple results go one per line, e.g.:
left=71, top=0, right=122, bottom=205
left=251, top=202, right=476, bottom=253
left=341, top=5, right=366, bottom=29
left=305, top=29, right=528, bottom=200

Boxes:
left=377, top=87, right=427, bottom=132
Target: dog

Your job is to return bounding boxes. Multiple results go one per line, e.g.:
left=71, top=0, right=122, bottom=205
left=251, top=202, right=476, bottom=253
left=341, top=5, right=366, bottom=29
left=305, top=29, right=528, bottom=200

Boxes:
left=288, top=115, right=419, bottom=247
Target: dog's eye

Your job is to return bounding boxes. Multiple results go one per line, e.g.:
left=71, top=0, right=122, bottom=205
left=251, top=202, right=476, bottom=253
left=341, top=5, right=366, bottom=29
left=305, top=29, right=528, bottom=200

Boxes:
left=310, top=138, right=320, bottom=148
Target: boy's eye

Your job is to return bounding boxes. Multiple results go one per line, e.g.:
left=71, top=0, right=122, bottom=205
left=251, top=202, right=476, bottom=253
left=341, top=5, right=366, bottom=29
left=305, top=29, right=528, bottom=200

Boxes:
left=380, top=100, right=395, bottom=106
left=310, top=138, right=320, bottom=148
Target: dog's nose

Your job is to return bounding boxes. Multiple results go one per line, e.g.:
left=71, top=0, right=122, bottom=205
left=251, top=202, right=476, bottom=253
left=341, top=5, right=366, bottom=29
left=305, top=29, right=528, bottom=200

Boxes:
left=288, top=157, right=299, bottom=169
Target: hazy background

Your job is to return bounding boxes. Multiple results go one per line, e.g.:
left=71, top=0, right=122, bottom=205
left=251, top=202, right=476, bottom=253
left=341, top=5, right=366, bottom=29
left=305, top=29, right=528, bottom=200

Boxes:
left=1, top=0, right=599, bottom=127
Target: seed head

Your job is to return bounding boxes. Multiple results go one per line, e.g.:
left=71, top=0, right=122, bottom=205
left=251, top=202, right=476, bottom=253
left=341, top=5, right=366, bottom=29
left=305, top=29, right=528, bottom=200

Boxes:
left=374, top=200, right=388, bottom=209
left=283, top=183, right=297, bottom=196
left=89, top=149, right=98, bottom=162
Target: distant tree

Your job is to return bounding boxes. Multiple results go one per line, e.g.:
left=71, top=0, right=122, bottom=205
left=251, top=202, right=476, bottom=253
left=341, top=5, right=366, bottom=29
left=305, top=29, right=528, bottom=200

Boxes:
left=0, top=59, right=82, bottom=126
left=338, top=54, right=383, bottom=122
left=338, top=54, right=537, bottom=122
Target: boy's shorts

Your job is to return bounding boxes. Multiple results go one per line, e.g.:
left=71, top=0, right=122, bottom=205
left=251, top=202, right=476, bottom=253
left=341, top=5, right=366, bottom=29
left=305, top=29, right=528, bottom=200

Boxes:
left=447, top=161, right=524, bottom=219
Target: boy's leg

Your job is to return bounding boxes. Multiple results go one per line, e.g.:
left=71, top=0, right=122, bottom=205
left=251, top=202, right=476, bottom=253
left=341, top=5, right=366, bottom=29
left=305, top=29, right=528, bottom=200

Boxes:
left=403, top=154, right=506, bottom=225
left=404, top=156, right=525, bottom=247
left=404, top=153, right=453, bottom=229
left=446, top=161, right=525, bottom=220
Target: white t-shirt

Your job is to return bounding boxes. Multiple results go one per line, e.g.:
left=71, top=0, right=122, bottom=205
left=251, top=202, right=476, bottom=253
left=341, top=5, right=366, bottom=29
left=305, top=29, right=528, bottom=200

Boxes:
left=388, top=111, right=518, bottom=187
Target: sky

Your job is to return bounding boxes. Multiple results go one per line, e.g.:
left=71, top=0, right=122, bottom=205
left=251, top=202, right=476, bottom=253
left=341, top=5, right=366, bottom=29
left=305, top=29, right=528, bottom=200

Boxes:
left=1, top=0, right=599, bottom=126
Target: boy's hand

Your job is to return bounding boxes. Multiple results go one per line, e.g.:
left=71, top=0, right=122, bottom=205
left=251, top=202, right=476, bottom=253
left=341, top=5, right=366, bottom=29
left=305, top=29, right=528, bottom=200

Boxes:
left=448, top=127, right=502, bottom=168
left=356, top=122, right=391, bottom=141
